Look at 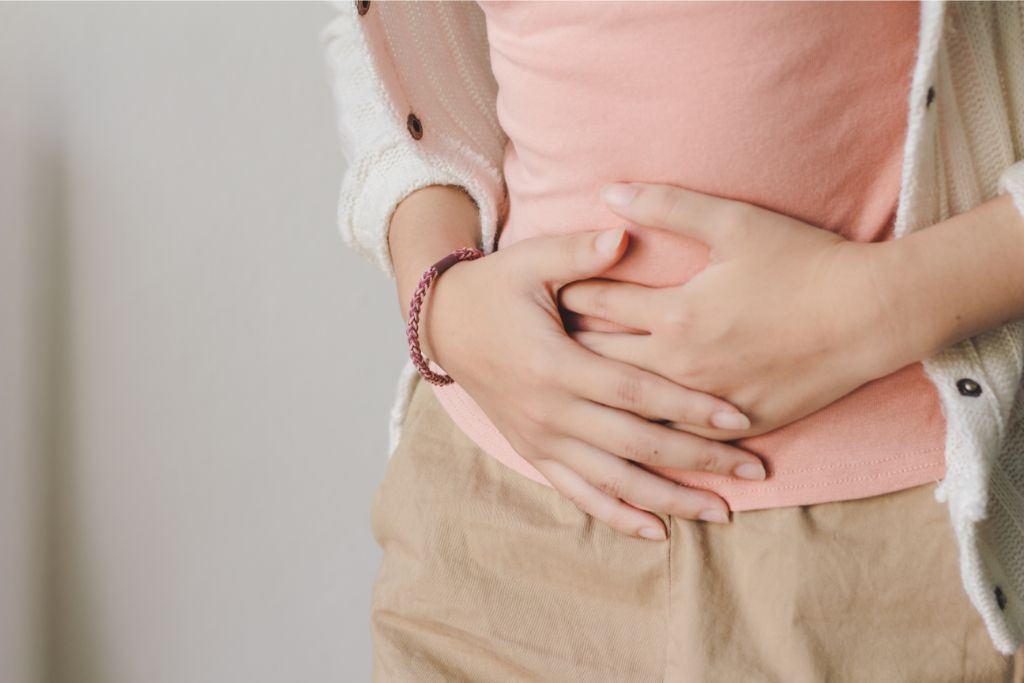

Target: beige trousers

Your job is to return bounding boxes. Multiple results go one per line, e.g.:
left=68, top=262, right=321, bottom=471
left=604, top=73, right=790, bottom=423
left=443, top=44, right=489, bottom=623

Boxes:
left=369, top=377, right=1022, bottom=682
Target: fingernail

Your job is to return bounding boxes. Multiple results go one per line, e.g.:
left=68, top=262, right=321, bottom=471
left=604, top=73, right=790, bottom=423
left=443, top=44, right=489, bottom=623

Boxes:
left=638, top=526, right=666, bottom=540
left=711, top=410, right=751, bottom=430
left=733, top=462, right=767, bottom=481
left=595, top=226, right=625, bottom=254
left=698, top=509, right=730, bottom=524
left=601, top=183, right=638, bottom=207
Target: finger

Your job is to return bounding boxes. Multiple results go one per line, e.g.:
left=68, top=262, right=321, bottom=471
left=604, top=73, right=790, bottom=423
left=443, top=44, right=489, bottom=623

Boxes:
left=514, top=226, right=629, bottom=288
left=549, top=436, right=732, bottom=523
left=553, top=335, right=752, bottom=431
left=561, top=309, right=647, bottom=335
left=600, top=182, right=752, bottom=255
left=562, top=310, right=647, bottom=335
left=568, top=329, right=648, bottom=366
left=530, top=457, right=668, bottom=540
left=564, top=398, right=766, bottom=480
left=557, top=279, right=664, bottom=332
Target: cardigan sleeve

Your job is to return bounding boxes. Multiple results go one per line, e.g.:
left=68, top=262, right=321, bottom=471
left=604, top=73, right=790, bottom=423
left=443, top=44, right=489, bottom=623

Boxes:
left=319, top=0, right=508, bottom=281
left=993, top=2, right=1024, bottom=225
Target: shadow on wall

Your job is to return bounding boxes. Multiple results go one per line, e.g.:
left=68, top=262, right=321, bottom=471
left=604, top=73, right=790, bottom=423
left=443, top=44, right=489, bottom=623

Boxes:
left=28, top=100, right=108, bottom=683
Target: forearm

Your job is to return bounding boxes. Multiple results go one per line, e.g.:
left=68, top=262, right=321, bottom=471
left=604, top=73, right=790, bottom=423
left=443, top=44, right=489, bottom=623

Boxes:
left=878, top=191, right=1024, bottom=366
left=388, top=184, right=482, bottom=361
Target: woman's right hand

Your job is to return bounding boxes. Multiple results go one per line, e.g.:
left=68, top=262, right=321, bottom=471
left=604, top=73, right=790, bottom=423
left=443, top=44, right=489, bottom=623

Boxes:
left=416, top=226, right=768, bottom=541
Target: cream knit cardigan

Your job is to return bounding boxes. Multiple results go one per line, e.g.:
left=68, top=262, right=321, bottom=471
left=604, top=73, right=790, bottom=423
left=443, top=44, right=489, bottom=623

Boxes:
left=321, top=0, right=1024, bottom=655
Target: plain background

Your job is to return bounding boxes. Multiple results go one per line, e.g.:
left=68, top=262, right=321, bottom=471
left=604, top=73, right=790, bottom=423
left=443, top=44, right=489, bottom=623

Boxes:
left=0, top=3, right=404, bottom=682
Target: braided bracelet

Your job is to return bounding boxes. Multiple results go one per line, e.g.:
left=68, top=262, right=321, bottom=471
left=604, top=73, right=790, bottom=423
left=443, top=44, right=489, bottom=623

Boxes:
left=407, top=246, right=485, bottom=385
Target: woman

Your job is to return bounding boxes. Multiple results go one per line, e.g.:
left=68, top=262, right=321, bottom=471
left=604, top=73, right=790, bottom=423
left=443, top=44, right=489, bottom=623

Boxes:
left=322, top=1, right=1024, bottom=680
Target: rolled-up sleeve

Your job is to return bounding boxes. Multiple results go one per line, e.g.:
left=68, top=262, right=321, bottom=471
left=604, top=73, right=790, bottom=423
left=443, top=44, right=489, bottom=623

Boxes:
left=319, top=1, right=507, bottom=281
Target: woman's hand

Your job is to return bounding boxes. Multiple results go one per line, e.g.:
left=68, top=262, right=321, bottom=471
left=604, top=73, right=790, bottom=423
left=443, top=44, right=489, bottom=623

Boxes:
left=559, top=181, right=913, bottom=443
left=420, top=226, right=769, bottom=540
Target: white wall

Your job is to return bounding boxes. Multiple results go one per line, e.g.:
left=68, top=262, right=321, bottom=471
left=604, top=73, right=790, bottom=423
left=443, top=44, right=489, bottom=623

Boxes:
left=0, top=3, right=403, bottom=681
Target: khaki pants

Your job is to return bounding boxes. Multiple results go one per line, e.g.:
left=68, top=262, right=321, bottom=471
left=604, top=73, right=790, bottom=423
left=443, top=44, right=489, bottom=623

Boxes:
left=370, top=377, right=1022, bottom=682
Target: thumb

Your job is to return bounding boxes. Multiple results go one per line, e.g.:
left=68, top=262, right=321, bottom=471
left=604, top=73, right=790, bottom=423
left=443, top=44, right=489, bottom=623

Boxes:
left=517, top=227, right=628, bottom=288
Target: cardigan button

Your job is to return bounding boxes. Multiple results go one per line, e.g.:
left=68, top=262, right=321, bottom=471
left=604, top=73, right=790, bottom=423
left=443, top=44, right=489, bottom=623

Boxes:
left=995, top=585, right=1008, bottom=611
left=926, top=84, right=935, bottom=108
left=407, top=112, right=423, bottom=140
left=356, top=0, right=370, bottom=16
left=956, top=378, right=982, bottom=397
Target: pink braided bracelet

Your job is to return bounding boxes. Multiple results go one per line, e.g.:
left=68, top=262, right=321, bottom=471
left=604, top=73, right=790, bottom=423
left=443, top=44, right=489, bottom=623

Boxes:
left=407, top=246, right=485, bottom=385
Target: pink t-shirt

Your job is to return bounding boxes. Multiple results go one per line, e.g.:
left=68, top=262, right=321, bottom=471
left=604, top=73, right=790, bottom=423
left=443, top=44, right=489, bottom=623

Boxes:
left=429, top=0, right=946, bottom=511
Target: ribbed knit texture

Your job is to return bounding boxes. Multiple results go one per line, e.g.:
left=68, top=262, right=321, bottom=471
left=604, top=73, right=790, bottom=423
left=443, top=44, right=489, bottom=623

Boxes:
left=322, top=0, right=1024, bottom=655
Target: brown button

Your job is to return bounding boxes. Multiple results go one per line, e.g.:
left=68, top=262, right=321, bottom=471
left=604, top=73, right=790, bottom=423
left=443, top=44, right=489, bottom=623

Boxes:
left=407, top=112, right=423, bottom=140
left=926, top=84, right=935, bottom=108
left=355, top=0, right=370, bottom=16
left=956, top=378, right=982, bottom=397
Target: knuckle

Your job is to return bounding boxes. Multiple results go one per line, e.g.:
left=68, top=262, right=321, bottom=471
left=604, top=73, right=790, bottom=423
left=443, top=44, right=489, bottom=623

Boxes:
left=590, top=285, right=609, bottom=319
left=601, top=509, right=634, bottom=534
left=647, top=488, right=680, bottom=514
left=594, top=474, right=627, bottom=500
left=641, top=442, right=667, bottom=467
left=525, top=403, right=548, bottom=427
left=671, top=492, right=714, bottom=520
left=663, top=349, right=697, bottom=384
left=615, top=369, right=646, bottom=412
left=518, top=402, right=545, bottom=429
left=664, top=493, right=699, bottom=519
left=695, top=449, right=722, bottom=473
left=722, top=203, right=757, bottom=237
left=561, top=235, right=583, bottom=274
left=665, top=191, right=690, bottom=225
left=660, top=305, right=691, bottom=330
left=518, top=440, right=545, bottom=464
left=565, top=489, right=593, bottom=515
left=650, top=184, right=676, bottom=211
left=620, top=436, right=657, bottom=463
left=527, top=404, right=555, bottom=432
left=528, top=395, right=569, bottom=432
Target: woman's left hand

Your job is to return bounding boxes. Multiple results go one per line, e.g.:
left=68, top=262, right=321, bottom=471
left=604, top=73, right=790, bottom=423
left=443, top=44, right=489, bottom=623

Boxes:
left=558, top=181, right=924, bottom=441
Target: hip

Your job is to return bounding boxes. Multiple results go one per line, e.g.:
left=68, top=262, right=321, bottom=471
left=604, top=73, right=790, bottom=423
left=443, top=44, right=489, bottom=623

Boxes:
left=368, top=376, right=1016, bottom=682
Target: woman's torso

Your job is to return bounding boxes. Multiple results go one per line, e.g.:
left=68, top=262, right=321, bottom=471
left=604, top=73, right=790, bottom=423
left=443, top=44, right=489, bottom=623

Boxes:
left=431, top=0, right=946, bottom=511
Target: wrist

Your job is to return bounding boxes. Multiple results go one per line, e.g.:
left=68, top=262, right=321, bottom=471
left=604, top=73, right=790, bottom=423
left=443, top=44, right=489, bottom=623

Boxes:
left=871, top=236, right=956, bottom=366
left=396, top=240, right=479, bottom=322
left=417, top=258, right=472, bottom=368
left=877, top=191, right=1024, bottom=364
left=406, top=248, right=483, bottom=384
left=388, top=184, right=484, bottom=323
left=834, top=189, right=1024, bottom=382
left=841, top=239, right=944, bottom=380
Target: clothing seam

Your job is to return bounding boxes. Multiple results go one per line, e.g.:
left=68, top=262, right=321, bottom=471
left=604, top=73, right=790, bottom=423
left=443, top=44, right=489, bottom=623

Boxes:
left=717, top=461, right=946, bottom=498
left=755, top=445, right=946, bottom=475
